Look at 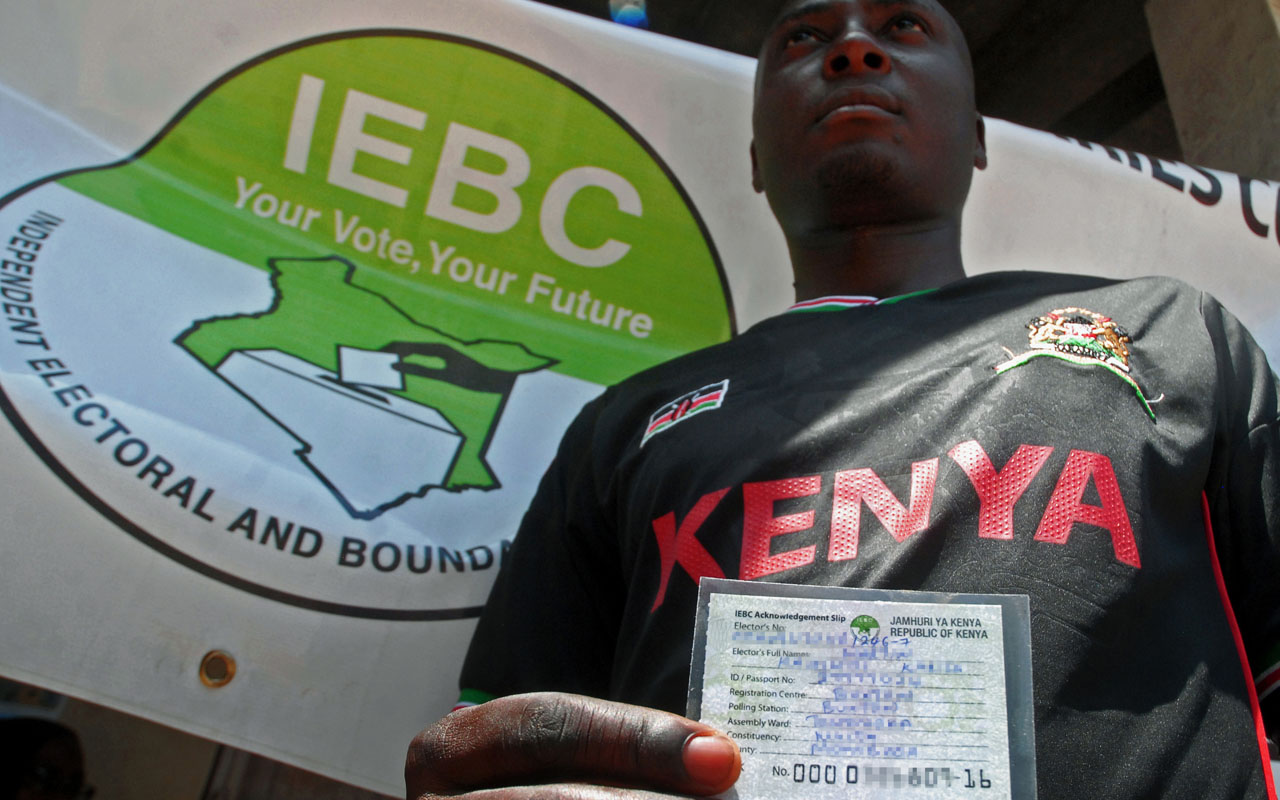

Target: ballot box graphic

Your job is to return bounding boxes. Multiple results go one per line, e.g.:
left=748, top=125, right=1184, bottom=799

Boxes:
left=215, top=347, right=465, bottom=518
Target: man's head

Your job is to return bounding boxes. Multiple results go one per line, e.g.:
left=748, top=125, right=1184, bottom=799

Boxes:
left=751, top=0, right=986, bottom=239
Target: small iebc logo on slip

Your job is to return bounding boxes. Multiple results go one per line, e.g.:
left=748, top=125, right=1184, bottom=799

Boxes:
left=850, top=614, right=880, bottom=639
left=0, top=31, right=733, bottom=619
left=641, top=379, right=729, bottom=447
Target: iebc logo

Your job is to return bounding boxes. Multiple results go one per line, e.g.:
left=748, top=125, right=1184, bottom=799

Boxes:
left=0, top=32, right=731, bottom=618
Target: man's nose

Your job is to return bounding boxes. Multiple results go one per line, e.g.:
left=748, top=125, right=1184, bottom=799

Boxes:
left=823, top=32, right=890, bottom=78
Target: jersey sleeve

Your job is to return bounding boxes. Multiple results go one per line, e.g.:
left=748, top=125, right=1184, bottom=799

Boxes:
left=457, top=393, right=626, bottom=706
left=1200, top=292, right=1280, bottom=735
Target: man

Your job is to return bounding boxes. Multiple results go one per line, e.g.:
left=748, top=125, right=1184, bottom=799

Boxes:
left=406, top=0, right=1280, bottom=797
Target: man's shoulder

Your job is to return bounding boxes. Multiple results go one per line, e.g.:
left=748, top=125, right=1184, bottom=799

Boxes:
left=574, top=310, right=821, bottom=455
left=959, top=269, right=1200, bottom=300
left=598, top=323, right=773, bottom=409
left=945, top=270, right=1209, bottom=331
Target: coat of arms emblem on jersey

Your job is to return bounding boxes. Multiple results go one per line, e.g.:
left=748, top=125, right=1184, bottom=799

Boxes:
left=994, top=307, right=1157, bottom=420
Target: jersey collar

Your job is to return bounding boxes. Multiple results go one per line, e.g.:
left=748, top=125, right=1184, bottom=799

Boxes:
left=785, top=288, right=939, bottom=314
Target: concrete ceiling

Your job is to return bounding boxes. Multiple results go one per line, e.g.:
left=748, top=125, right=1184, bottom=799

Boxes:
left=532, top=0, right=1181, bottom=162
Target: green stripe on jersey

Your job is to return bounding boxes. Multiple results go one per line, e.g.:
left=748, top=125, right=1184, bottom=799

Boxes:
left=456, top=688, right=498, bottom=706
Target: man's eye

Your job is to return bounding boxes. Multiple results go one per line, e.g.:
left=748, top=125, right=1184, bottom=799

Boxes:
left=783, top=28, right=818, bottom=47
left=890, top=16, right=926, bottom=33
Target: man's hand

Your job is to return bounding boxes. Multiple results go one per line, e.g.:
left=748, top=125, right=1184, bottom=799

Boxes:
left=405, top=692, right=741, bottom=800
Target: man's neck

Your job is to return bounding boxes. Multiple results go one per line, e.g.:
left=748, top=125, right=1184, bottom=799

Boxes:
left=787, top=218, right=967, bottom=302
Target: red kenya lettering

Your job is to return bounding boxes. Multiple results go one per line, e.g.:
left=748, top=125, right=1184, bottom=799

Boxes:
left=646, top=442, right=1143, bottom=614
left=741, top=476, right=822, bottom=580
left=650, top=488, right=729, bottom=611
left=829, top=459, right=938, bottom=561
left=948, top=441, right=1054, bottom=540
left=1034, top=450, right=1140, bottom=567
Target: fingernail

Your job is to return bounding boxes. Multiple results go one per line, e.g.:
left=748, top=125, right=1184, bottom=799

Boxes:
left=683, top=732, right=740, bottom=791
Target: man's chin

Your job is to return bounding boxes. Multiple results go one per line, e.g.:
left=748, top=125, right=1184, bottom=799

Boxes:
left=762, top=148, right=919, bottom=232
left=816, top=151, right=897, bottom=194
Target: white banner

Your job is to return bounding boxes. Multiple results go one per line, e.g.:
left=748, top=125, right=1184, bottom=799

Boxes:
left=0, top=1, right=1276, bottom=795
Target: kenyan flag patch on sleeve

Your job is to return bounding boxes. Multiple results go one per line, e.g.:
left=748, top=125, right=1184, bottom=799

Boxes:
left=641, top=379, right=729, bottom=447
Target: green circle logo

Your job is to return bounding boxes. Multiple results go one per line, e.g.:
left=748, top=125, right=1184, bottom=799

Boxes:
left=0, top=32, right=731, bottom=618
left=850, top=615, right=880, bottom=637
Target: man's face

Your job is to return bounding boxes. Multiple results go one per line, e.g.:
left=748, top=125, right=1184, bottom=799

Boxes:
left=752, top=0, right=986, bottom=234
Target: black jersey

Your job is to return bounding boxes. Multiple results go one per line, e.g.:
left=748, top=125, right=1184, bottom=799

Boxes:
left=461, top=271, right=1280, bottom=799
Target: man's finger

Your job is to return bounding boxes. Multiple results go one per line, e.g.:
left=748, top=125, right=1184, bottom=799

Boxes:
left=405, top=693, right=740, bottom=798
left=414, top=783, right=717, bottom=800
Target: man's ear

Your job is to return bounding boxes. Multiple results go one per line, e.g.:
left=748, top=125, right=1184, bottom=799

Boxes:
left=750, top=141, right=764, bottom=192
left=974, top=114, right=988, bottom=171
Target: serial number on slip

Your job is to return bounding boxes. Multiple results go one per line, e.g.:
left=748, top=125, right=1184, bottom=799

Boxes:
left=784, top=763, right=995, bottom=791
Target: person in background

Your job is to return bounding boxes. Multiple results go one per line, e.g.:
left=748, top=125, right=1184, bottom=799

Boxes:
left=0, top=718, right=92, bottom=800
